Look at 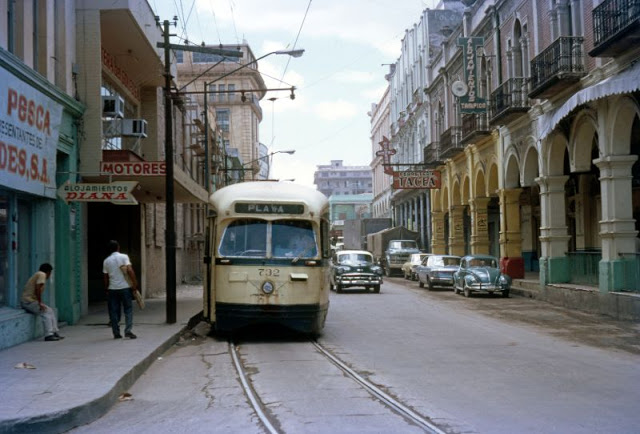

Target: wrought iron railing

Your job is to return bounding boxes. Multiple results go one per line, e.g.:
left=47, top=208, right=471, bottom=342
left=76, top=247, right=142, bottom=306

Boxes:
left=592, top=0, right=640, bottom=47
left=439, top=126, right=462, bottom=158
left=617, top=253, right=640, bottom=292
left=490, top=77, right=530, bottom=121
left=530, top=36, right=585, bottom=91
left=566, top=251, right=601, bottom=286
left=461, top=113, right=490, bottom=142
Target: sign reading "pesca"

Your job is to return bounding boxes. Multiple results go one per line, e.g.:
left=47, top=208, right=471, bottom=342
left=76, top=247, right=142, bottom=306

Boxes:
left=392, top=170, right=441, bottom=189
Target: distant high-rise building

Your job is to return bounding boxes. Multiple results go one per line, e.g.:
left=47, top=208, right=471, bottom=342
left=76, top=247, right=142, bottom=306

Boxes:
left=314, top=160, right=373, bottom=197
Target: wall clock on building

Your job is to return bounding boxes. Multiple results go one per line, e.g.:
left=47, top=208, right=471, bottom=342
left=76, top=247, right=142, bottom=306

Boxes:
left=451, top=80, right=468, bottom=97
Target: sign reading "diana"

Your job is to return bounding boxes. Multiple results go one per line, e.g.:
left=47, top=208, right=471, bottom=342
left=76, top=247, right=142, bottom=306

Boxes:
left=392, top=170, right=441, bottom=189
left=235, top=203, right=305, bottom=214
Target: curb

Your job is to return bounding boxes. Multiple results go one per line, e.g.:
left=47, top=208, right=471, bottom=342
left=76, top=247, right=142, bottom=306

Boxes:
left=0, top=312, right=201, bottom=434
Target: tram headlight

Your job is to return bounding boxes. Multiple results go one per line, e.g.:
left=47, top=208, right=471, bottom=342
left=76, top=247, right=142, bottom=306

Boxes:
left=262, top=281, right=275, bottom=294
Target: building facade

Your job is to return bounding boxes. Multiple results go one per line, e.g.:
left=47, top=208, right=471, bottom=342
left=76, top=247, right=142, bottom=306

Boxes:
left=0, top=1, right=213, bottom=349
left=369, top=84, right=393, bottom=219
left=382, top=0, right=640, bottom=316
left=176, top=43, right=268, bottom=183
left=314, top=160, right=373, bottom=197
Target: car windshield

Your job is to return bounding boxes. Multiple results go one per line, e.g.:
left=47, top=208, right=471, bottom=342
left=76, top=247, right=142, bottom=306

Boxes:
left=339, top=253, right=372, bottom=264
left=468, top=258, right=497, bottom=268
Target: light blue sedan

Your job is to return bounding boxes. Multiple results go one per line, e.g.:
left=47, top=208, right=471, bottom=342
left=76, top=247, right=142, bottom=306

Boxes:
left=453, top=255, right=511, bottom=298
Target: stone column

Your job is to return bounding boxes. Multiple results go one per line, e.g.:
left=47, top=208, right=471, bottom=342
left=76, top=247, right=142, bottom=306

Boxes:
left=498, top=188, right=524, bottom=278
left=449, top=205, right=466, bottom=256
left=470, top=197, right=491, bottom=254
left=431, top=210, right=446, bottom=254
left=594, top=155, right=638, bottom=291
left=419, top=194, right=425, bottom=249
left=536, top=175, right=571, bottom=284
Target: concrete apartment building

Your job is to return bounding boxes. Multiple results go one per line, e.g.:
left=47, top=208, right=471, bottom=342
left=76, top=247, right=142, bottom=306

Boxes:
left=314, top=160, right=373, bottom=198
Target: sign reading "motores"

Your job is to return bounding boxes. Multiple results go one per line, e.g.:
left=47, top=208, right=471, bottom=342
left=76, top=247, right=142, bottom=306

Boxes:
left=100, top=161, right=166, bottom=176
left=392, top=170, right=441, bottom=189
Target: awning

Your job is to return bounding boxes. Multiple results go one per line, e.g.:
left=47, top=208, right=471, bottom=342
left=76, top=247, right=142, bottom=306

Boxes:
left=538, top=62, right=640, bottom=140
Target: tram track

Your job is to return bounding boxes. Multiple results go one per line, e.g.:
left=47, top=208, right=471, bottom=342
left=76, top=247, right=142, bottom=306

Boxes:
left=229, top=339, right=446, bottom=434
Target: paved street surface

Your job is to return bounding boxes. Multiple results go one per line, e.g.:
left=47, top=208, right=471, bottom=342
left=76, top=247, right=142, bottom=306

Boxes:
left=58, top=278, right=640, bottom=434
left=0, top=285, right=203, bottom=434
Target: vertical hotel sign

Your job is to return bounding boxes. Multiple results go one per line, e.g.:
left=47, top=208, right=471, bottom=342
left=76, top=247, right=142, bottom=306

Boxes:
left=457, top=37, right=487, bottom=113
left=0, top=68, right=63, bottom=199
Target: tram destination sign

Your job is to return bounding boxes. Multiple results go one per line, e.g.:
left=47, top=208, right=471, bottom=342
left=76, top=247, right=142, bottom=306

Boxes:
left=235, top=203, right=305, bottom=214
left=392, top=170, right=441, bottom=189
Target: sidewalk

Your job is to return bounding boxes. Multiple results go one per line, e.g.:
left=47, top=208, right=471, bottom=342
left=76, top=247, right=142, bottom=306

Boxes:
left=0, top=285, right=204, bottom=434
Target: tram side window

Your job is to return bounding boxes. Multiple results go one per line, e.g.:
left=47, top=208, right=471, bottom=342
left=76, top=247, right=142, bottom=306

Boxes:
left=219, top=219, right=267, bottom=257
left=272, top=220, right=318, bottom=258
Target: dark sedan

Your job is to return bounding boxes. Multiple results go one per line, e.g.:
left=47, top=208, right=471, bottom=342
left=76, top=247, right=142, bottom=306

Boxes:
left=330, top=250, right=383, bottom=293
left=416, top=254, right=461, bottom=290
left=453, top=254, right=511, bottom=298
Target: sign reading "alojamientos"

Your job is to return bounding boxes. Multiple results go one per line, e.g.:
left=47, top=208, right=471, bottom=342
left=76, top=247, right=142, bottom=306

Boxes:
left=57, top=181, right=139, bottom=204
left=392, top=170, right=441, bottom=189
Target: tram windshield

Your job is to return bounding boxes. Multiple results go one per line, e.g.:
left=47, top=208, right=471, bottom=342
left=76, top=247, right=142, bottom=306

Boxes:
left=218, top=219, right=317, bottom=258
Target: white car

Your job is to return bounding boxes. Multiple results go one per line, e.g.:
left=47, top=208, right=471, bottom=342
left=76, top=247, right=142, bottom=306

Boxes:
left=402, top=253, right=430, bottom=281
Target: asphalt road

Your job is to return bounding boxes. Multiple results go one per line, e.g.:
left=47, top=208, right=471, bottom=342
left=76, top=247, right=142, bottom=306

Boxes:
left=70, top=277, right=640, bottom=434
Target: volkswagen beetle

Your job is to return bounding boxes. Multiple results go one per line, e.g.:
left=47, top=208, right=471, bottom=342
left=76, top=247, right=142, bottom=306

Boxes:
left=453, top=255, right=511, bottom=298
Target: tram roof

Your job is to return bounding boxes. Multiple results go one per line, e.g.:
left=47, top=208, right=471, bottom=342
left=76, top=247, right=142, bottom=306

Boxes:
left=209, top=181, right=329, bottom=214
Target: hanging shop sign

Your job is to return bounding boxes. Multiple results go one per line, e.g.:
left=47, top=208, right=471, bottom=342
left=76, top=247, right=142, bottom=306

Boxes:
left=0, top=69, right=64, bottom=199
left=57, top=181, right=139, bottom=205
left=375, top=136, right=396, bottom=175
left=392, top=170, right=441, bottom=189
left=100, top=161, right=166, bottom=176
left=457, top=37, right=487, bottom=113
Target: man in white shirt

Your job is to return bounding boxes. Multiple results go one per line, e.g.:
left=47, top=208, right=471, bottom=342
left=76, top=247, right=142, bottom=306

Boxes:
left=103, top=240, right=138, bottom=339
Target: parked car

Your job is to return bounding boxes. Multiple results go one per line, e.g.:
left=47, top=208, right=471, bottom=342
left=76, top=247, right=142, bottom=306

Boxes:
left=417, top=254, right=461, bottom=290
left=453, top=254, right=511, bottom=298
left=330, top=250, right=383, bottom=293
left=402, top=253, right=430, bottom=280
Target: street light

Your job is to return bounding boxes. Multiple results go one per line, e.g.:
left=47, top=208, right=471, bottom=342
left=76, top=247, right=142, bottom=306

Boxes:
left=245, top=149, right=296, bottom=181
left=203, top=49, right=304, bottom=190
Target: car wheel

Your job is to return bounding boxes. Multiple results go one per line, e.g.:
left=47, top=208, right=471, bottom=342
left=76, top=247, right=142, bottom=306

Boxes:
left=427, top=278, right=433, bottom=291
left=384, top=267, right=391, bottom=277
left=418, top=279, right=424, bottom=288
left=463, top=283, right=471, bottom=298
left=336, top=284, right=343, bottom=293
left=453, top=281, right=459, bottom=294
left=373, top=285, right=380, bottom=293
left=502, top=289, right=510, bottom=298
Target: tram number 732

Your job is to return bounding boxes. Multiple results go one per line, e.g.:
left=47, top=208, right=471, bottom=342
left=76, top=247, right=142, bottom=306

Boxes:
left=204, top=181, right=331, bottom=336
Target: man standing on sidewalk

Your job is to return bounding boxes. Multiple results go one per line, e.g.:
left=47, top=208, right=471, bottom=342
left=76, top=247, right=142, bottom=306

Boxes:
left=103, top=240, right=138, bottom=339
left=21, top=263, right=64, bottom=342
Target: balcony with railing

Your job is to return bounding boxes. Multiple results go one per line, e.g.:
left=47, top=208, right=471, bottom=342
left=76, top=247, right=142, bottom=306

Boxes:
left=529, top=37, right=586, bottom=99
left=461, top=113, right=491, bottom=144
left=489, top=78, right=530, bottom=125
left=590, top=0, right=640, bottom=57
left=439, top=126, right=463, bottom=159
left=423, top=141, right=443, bottom=168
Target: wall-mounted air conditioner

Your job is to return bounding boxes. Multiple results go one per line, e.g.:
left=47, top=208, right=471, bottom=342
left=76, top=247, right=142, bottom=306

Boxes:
left=102, top=95, right=125, bottom=118
left=121, top=119, right=148, bottom=138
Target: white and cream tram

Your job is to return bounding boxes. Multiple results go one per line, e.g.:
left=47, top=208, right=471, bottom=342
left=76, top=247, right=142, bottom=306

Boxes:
left=204, top=181, right=331, bottom=335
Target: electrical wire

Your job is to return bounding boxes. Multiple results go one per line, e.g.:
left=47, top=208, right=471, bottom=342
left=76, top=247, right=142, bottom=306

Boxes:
left=279, top=0, right=312, bottom=83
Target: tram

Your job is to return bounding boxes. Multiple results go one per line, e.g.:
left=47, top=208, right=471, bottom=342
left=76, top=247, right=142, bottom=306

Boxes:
left=204, top=181, right=331, bottom=335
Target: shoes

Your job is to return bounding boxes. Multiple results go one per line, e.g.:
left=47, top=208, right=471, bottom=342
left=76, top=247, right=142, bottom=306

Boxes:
left=44, top=335, right=60, bottom=341
left=125, top=332, right=137, bottom=339
left=54, top=332, right=64, bottom=339
left=114, top=334, right=122, bottom=339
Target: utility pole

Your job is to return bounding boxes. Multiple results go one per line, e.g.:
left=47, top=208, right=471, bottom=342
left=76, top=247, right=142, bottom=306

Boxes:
left=161, top=19, right=177, bottom=324
left=157, top=20, right=242, bottom=324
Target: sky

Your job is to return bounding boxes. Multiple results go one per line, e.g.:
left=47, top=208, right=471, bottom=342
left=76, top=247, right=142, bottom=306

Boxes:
left=150, top=0, right=439, bottom=186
